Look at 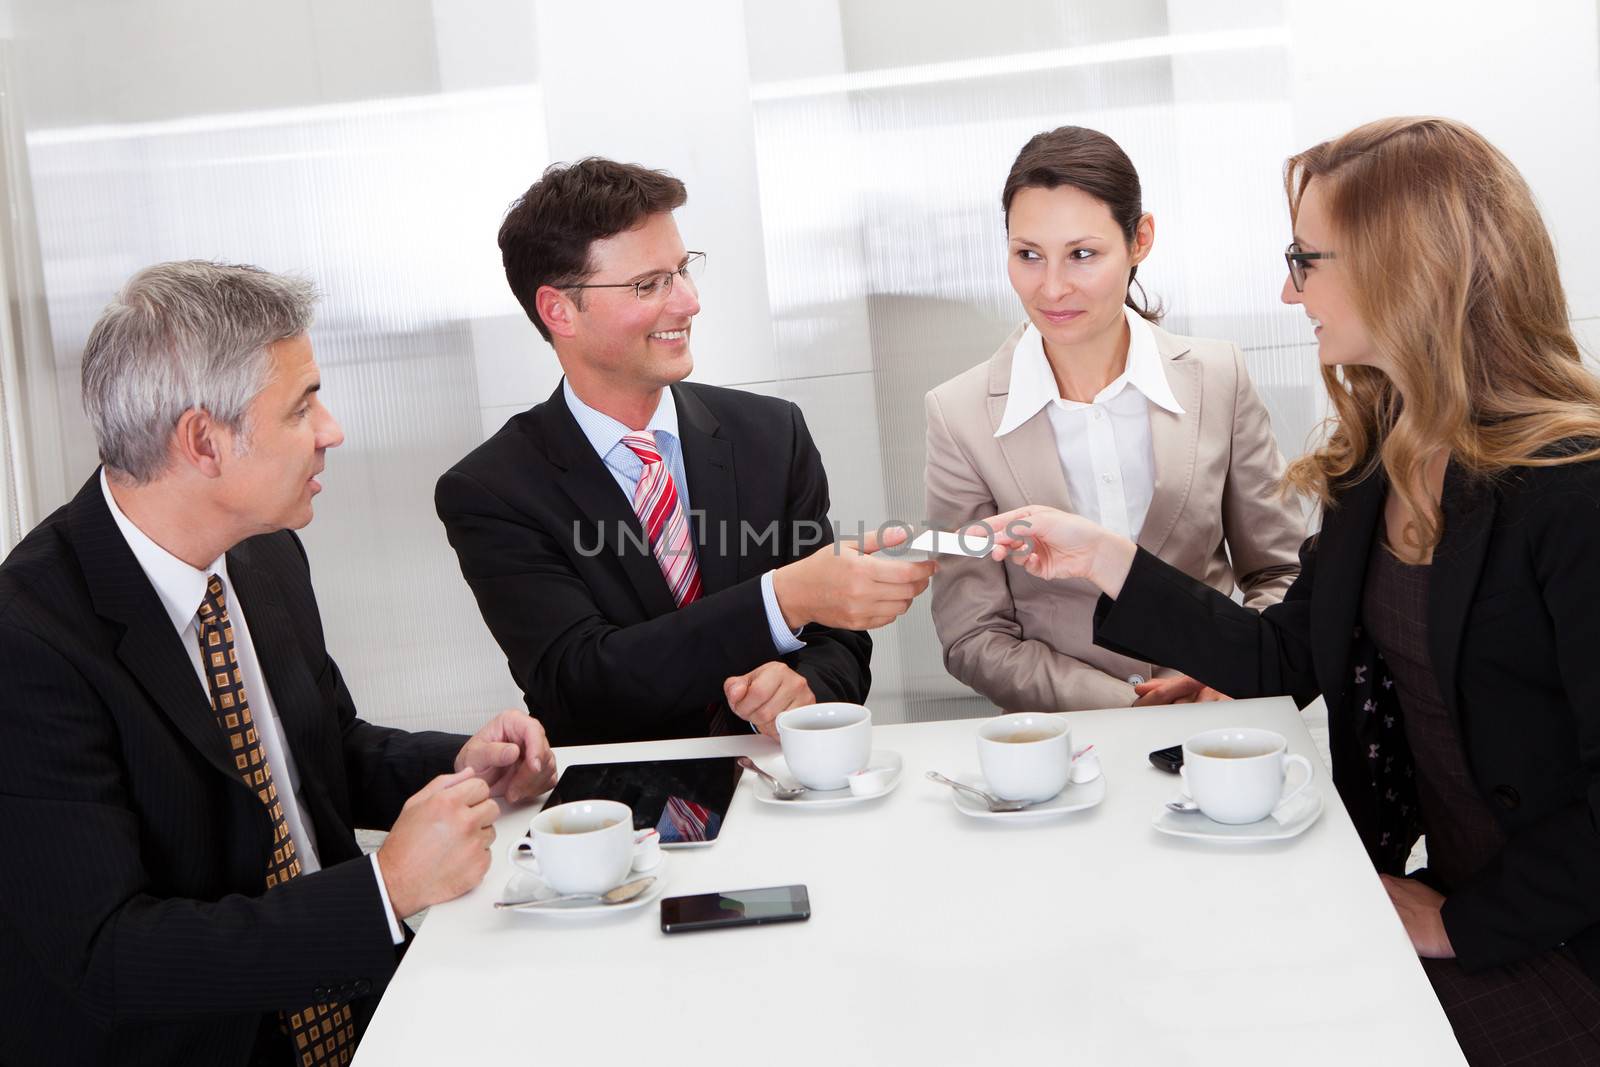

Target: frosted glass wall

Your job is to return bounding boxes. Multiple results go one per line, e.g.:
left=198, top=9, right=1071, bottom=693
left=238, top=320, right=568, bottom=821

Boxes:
left=5, top=0, right=1597, bottom=731
left=25, top=89, right=548, bottom=723
left=747, top=1, right=1314, bottom=714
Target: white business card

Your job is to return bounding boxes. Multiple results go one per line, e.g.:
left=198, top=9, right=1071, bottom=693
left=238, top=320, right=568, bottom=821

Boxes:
left=906, top=529, right=996, bottom=558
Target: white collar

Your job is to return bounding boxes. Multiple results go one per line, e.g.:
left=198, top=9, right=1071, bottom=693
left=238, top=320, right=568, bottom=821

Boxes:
left=562, top=379, right=681, bottom=458
left=99, top=467, right=227, bottom=633
left=994, top=305, right=1184, bottom=438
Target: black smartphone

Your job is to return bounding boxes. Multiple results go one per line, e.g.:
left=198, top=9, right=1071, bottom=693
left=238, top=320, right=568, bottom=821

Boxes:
left=1149, top=744, right=1184, bottom=773
left=660, top=885, right=811, bottom=934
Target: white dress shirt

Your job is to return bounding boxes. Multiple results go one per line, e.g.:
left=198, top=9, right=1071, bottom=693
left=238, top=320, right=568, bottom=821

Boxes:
left=562, top=380, right=804, bottom=655
left=99, top=471, right=405, bottom=943
left=993, top=305, right=1185, bottom=540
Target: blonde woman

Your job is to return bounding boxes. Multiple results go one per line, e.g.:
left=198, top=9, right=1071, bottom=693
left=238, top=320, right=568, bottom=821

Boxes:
left=925, top=125, right=1303, bottom=713
left=982, top=117, right=1600, bottom=1063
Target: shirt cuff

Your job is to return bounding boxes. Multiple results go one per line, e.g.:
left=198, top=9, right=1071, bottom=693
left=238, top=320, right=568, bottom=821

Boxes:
left=761, top=570, right=806, bottom=655
left=369, top=852, right=407, bottom=945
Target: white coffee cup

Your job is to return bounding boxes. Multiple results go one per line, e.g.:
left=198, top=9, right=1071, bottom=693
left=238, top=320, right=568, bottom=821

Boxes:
left=511, top=800, right=636, bottom=896
left=776, top=703, right=873, bottom=790
left=1180, top=727, right=1314, bottom=825
left=509, top=822, right=659, bottom=890
left=977, top=713, right=1071, bottom=802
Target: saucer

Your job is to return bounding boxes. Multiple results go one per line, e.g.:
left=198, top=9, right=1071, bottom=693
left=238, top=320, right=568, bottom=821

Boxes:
left=1151, top=787, right=1325, bottom=843
left=498, top=853, right=670, bottom=917
left=947, top=771, right=1107, bottom=822
left=749, top=750, right=903, bottom=808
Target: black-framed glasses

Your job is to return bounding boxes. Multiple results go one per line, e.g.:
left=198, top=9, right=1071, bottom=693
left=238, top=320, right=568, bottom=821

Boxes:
left=564, top=251, right=707, bottom=302
left=1284, top=242, right=1333, bottom=293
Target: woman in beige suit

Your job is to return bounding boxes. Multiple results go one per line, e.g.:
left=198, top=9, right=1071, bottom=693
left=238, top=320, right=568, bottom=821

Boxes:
left=925, top=125, right=1304, bottom=713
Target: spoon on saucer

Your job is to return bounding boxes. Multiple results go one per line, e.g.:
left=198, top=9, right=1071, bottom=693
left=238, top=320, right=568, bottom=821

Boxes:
left=736, top=756, right=807, bottom=800
left=495, top=876, right=657, bottom=911
left=925, top=771, right=1033, bottom=812
left=1165, top=798, right=1203, bottom=813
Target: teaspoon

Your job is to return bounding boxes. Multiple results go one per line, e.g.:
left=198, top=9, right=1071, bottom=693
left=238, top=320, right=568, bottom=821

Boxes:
left=737, top=756, right=807, bottom=800
left=495, top=876, right=656, bottom=911
left=924, top=771, right=1033, bottom=812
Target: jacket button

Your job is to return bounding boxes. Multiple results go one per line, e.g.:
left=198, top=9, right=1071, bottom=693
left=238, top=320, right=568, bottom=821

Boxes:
left=1127, top=674, right=1146, bottom=686
left=354, top=979, right=372, bottom=995
left=1492, top=785, right=1521, bottom=810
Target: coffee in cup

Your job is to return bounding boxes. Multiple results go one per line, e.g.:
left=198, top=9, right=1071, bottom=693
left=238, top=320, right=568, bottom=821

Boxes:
left=515, top=800, right=636, bottom=896
left=775, top=703, right=872, bottom=790
left=1180, top=727, right=1314, bottom=824
left=977, top=713, right=1071, bottom=802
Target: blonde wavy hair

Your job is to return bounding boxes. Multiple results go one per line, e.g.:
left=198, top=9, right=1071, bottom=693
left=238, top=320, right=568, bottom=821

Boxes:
left=1282, top=116, right=1600, bottom=554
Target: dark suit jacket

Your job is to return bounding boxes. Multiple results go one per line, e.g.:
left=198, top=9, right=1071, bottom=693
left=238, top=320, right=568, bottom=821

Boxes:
left=1092, top=456, right=1600, bottom=981
left=0, top=474, right=462, bottom=1067
left=436, top=380, right=872, bottom=746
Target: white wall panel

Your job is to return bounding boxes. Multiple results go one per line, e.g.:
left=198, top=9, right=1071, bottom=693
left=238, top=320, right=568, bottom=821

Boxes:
left=535, top=0, right=778, bottom=389
left=1575, top=316, right=1600, bottom=373
left=1289, top=0, right=1600, bottom=320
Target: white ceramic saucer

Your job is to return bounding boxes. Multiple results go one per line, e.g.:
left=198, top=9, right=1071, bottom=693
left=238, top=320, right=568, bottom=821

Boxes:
left=749, top=750, right=903, bottom=808
left=497, top=852, right=669, bottom=917
left=947, top=771, right=1107, bottom=822
left=1151, top=787, right=1325, bottom=843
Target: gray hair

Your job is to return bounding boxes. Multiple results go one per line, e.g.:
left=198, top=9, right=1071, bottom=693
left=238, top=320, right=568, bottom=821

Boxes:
left=80, top=260, right=318, bottom=483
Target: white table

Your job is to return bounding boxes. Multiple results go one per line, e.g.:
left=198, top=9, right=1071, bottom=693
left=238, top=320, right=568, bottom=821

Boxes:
left=355, top=697, right=1466, bottom=1066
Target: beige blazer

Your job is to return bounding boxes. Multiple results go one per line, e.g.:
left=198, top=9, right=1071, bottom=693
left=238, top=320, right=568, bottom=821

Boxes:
left=924, top=320, right=1305, bottom=712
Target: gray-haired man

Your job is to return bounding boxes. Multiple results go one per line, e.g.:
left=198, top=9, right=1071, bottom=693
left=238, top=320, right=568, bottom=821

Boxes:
left=0, top=261, right=556, bottom=1066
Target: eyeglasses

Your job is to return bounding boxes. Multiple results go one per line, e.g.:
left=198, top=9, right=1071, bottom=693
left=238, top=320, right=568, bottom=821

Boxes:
left=1284, top=242, right=1334, bottom=293
left=564, top=251, right=707, bottom=302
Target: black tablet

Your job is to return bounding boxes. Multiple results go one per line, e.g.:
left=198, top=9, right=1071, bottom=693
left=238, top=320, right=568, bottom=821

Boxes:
left=537, top=756, right=744, bottom=847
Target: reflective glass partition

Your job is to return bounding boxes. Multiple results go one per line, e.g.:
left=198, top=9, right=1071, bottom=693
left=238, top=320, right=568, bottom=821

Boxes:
left=9, top=0, right=547, bottom=730
left=4, top=0, right=1597, bottom=731
left=745, top=0, right=1311, bottom=715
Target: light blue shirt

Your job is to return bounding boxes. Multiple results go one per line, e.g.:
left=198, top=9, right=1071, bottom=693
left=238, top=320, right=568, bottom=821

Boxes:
left=562, top=380, right=804, bottom=655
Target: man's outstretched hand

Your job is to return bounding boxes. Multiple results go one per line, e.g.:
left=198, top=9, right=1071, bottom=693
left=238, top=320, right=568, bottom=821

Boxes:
left=454, top=709, right=558, bottom=804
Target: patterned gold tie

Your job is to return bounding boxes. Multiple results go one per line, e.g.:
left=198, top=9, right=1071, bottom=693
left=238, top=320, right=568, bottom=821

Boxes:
left=197, top=575, right=355, bottom=1067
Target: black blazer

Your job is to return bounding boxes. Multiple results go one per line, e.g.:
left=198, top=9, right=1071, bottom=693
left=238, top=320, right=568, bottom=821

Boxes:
left=435, top=381, right=872, bottom=746
left=0, top=474, right=462, bottom=1067
left=1093, top=457, right=1600, bottom=981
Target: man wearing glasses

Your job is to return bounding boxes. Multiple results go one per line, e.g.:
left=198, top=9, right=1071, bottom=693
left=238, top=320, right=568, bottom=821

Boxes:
left=437, top=158, right=933, bottom=746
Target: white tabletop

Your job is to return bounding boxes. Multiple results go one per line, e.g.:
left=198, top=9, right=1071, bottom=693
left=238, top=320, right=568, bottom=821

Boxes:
left=355, top=697, right=1466, bottom=1066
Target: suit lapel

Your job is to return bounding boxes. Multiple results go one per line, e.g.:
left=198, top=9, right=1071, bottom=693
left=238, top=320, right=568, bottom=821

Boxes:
left=1137, top=330, right=1201, bottom=556
left=1309, top=466, right=1385, bottom=708
left=1428, top=462, right=1496, bottom=717
left=987, top=334, right=1074, bottom=511
left=224, top=541, right=356, bottom=857
left=67, top=474, right=242, bottom=785
left=225, top=541, right=323, bottom=779
left=538, top=383, right=679, bottom=618
left=673, top=385, right=739, bottom=594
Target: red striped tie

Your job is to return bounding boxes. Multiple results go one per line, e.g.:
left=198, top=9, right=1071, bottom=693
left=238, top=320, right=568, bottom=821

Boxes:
left=621, top=431, right=702, bottom=607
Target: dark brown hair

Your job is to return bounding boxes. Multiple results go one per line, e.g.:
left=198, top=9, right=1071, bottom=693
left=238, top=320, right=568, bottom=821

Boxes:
left=1001, top=126, right=1160, bottom=322
left=499, top=157, right=688, bottom=342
